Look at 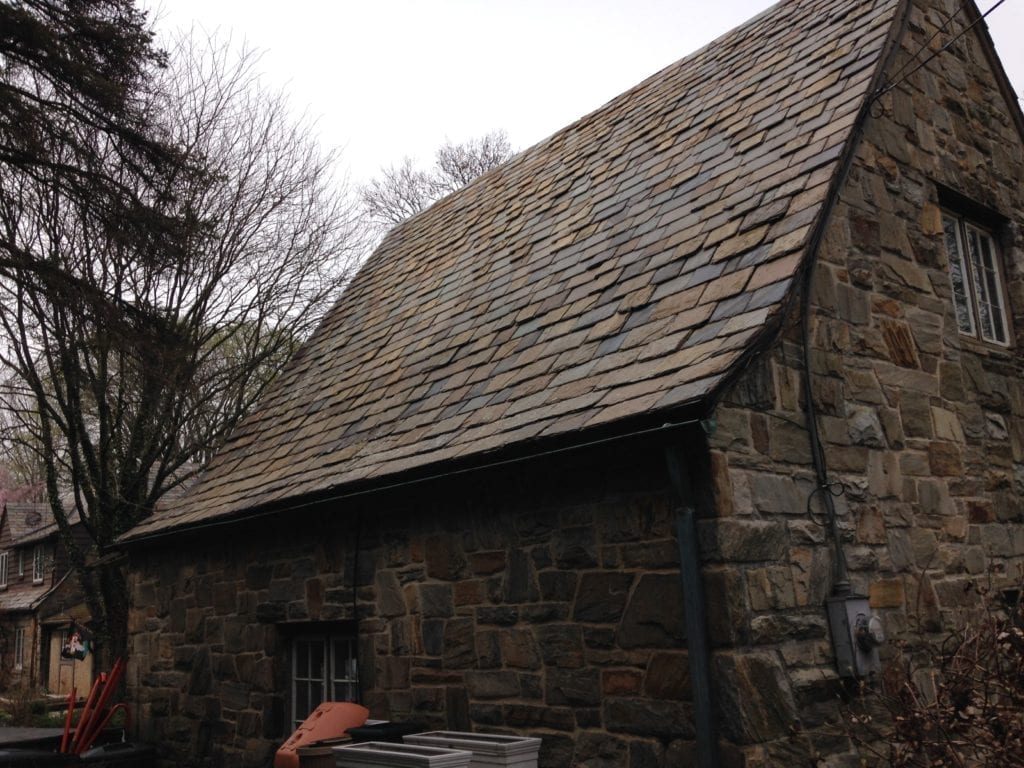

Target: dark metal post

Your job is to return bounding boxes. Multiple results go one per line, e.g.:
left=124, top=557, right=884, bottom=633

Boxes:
left=665, top=444, right=718, bottom=768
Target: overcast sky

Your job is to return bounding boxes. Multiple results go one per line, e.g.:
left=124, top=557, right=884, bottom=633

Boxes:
left=152, top=1, right=1024, bottom=185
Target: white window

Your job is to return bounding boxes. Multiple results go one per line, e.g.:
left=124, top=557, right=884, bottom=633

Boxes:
left=0, top=552, right=7, bottom=589
left=943, top=213, right=1010, bottom=345
left=32, top=545, right=44, bottom=584
left=17, top=551, right=24, bottom=578
left=291, top=630, right=359, bottom=728
left=14, top=628, right=25, bottom=670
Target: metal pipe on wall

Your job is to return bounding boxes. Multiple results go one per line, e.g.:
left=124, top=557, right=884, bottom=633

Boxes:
left=665, top=443, right=718, bottom=768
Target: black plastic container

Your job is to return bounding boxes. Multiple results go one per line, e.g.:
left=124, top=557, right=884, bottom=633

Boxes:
left=345, top=722, right=425, bottom=743
left=0, top=751, right=78, bottom=767
left=79, top=743, right=155, bottom=767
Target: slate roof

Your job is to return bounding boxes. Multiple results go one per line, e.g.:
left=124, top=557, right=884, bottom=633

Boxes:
left=0, top=573, right=72, bottom=613
left=3, top=502, right=80, bottom=545
left=0, top=586, right=48, bottom=612
left=4, top=502, right=48, bottom=541
left=123, top=0, right=902, bottom=542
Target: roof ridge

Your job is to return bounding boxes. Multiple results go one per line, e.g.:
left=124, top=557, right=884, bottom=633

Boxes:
left=368, top=1, right=818, bottom=264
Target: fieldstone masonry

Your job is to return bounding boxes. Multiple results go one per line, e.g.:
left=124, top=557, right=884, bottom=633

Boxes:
left=128, top=441, right=702, bottom=768
left=706, top=1, right=1024, bottom=763
left=126, top=2, right=1024, bottom=766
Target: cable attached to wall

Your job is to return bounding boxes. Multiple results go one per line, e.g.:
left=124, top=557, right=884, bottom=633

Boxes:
left=872, top=0, right=1008, bottom=104
left=792, top=0, right=921, bottom=600
left=799, top=285, right=852, bottom=597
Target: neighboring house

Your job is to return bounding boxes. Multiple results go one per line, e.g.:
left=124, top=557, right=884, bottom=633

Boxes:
left=120, top=0, right=1024, bottom=766
left=0, top=502, right=94, bottom=695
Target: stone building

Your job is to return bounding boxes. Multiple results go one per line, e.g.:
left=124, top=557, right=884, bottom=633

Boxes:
left=120, top=0, right=1024, bottom=765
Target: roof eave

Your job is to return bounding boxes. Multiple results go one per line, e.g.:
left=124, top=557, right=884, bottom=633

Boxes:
left=117, top=398, right=715, bottom=547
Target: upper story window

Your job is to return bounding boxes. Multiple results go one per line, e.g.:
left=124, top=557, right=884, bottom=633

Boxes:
left=0, top=552, right=8, bottom=589
left=17, top=551, right=24, bottom=578
left=943, top=211, right=1011, bottom=346
left=32, top=545, right=44, bottom=584
left=13, top=627, right=25, bottom=670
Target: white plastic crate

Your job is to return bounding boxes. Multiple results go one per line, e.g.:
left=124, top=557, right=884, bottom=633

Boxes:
left=333, top=741, right=473, bottom=768
left=403, top=732, right=541, bottom=768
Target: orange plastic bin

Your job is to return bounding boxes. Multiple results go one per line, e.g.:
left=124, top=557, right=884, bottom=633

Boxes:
left=274, top=702, right=369, bottom=768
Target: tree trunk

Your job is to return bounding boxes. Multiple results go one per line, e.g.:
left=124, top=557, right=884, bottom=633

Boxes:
left=93, top=563, right=130, bottom=672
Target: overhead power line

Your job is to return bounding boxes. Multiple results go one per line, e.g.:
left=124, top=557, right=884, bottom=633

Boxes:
left=873, top=0, right=1009, bottom=102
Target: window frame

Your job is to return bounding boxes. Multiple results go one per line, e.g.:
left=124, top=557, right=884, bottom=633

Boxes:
left=286, top=624, right=359, bottom=730
left=0, top=552, right=8, bottom=589
left=14, top=627, right=25, bottom=671
left=17, top=550, right=24, bottom=578
left=942, top=209, right=1012, bottom=347
left=32, top=545, right=44, bottom=585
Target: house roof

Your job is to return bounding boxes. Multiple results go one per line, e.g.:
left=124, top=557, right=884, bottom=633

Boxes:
left=123, top=0, right=903, bottom=543
left=0, top=588, right=47, bottom=612
left=0, top=573, right=74, bottom=614
left=3, top=502, right=80, bottom=546
left=4, top=502, right=48, bottom=541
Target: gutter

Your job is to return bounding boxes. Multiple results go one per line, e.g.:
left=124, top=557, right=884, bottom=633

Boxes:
left=118, top=414, right=707, bottom=548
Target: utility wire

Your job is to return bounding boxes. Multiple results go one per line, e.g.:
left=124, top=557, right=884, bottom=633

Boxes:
left=873, top=0, right=1009, bottom=102
left=883, top=0, right=967, bottom=87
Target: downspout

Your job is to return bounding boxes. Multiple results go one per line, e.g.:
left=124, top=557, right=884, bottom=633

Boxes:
left=664, top=441, right=717, bottom=768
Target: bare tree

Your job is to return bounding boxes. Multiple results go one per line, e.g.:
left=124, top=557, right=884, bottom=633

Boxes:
left=361, top=129, right=513, bottom=235
left=360, top=158, right=437, bottom=231
left=434, top=131, right=514, bottom=188
left=0, top=376, right=50, bottom=496
left=0, top=32, right=363, bottom=662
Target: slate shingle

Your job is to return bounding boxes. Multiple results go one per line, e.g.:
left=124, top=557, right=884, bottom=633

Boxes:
left=123, top=0, right=902, bottom=542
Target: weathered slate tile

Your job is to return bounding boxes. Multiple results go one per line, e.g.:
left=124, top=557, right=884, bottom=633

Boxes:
left=123, top=0, right=903, bottom=541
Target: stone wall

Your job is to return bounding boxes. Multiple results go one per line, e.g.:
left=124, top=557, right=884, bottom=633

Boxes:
left=127, top=437, right=705, bottom=768
left=707, top=1, right=1024, bottom=764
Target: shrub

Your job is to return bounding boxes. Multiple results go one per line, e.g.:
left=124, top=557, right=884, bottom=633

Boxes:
left=852, top=583, right=1024, bottom=767
left=1, top=686, right=44, bottom=727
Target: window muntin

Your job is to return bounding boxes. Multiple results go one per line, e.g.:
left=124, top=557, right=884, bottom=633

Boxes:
left=0, top=552, right=7, bottom=589
left=32, top=545, right=44, bottom=584
left=943, top=213, right=1010, bottom=346
left=290, top=631, right=358, bottom=728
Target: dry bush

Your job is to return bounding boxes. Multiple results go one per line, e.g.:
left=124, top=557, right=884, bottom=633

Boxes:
left=1, top=686, right=46, bottom=727
left=852, top=583, right=1024, bottom=767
